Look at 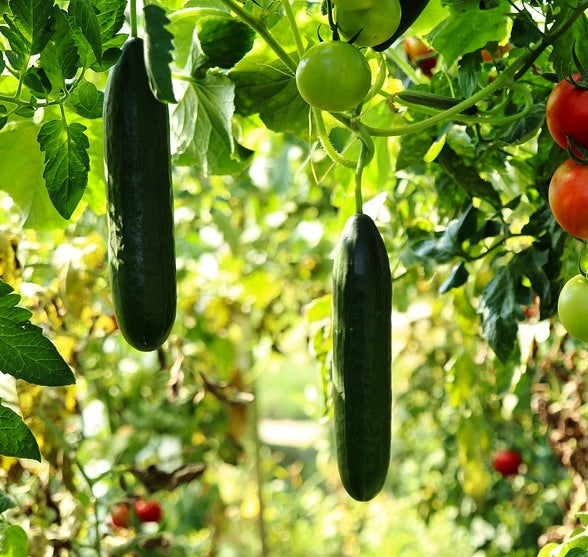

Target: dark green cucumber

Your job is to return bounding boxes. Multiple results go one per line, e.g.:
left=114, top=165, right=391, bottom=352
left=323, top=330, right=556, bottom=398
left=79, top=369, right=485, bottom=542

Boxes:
left=103, top=38, right=176, bottom=352
left=332, top=213, right=392, bottom=501
left=372, top=0, right=430, bottom=51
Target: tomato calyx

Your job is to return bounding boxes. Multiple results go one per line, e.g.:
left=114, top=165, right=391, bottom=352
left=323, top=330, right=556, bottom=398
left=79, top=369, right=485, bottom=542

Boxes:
left=567, top=135, right=588, bottom=165
left=565, top=45, right=588, bottom=90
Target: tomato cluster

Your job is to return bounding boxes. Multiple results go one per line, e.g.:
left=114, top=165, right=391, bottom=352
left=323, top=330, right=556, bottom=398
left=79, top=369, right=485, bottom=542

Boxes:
left=295, top=0, right=403, bottom=112
left=546, top=73, right=588, bottom=340
left=111, top=498, right=163, bottom=529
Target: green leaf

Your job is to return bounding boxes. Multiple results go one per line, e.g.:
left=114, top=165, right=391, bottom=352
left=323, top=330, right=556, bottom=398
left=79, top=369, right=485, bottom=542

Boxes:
left=0, top=122, right=67, bottom=229
left=143, top=4, right=176, bottom=103
left=0, top=280, right=75, bottom=386
left=457, top=52, right=481, bottom=97
left=436, top=144, right=501, bottom=206
left=68, top=0, right=101, bottom=63
left=22, top=66, right=51, bottom=97
left=66, top=79, right=103, bottom=119
left=0, top=106, right=7, bottom=131
left=428, top=2, right=509, bottom=67
left=0, top=524, right=29, bottom=556
left=479, top=266, right=529, bottom=363
left=439, top=261, right=469, bottom=294
left=0, top=403, right=40, bottom=461
left=567, top=549, right=588, bottom=557
left=500, top=103, right=545, bottom=145
left=172, top=72, right=235, bottom=174
left=39, top=8, right=79, bottom=91
left=37, top=119, right=90, bottom=219
left=3, top=0, right=55, bottom=55
left=230, top=48, right=308, bottom=135
left=94, top=0, right=125, bottom=45
left=0, top=492, right=16, bottom=514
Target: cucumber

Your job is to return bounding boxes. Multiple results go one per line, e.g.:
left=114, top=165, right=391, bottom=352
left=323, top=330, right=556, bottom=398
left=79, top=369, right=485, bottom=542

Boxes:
left=103, top=38, right=176, bottom=352
left=332, top=213, right=392, bottom=501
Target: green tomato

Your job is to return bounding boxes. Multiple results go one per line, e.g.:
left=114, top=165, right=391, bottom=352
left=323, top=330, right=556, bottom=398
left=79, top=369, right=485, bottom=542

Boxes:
left=558, top=274, right=588, bottom=341
left=332, top=0, right=375, bottom=10
left=336, top=0, right=402, bottom=48
left=296, top=41, right=371, bottom=112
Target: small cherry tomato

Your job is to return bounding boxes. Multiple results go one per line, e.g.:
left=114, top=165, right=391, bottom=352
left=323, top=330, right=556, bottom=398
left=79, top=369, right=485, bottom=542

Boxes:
left=111, top=503, right=131, bottom=528
left=546, top=74, right=588, bottom=151
left=548, top=158, right=588, bottom=239
left=480, top=43, right=510, bottom=62
left=492, top=450, right=522, bottom=477
left=134, top=499, right=163, bottom=523
left=558, top=274, right=588, bottom=341
left=403, top=37, right=437, bottom=77
left=296, top=41, right=371, bottom=112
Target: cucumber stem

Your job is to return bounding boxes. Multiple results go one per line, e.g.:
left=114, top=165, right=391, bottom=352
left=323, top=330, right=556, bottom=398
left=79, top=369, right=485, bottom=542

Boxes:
left=354, top=142, right=367, bottom=213
left=130, top=0, right=138, bottom=38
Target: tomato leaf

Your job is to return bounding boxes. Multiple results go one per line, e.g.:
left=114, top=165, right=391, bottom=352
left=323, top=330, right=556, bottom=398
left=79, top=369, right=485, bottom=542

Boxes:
left=0, top=403, right=41, bottom=461
left=37, top=119, right=90, bottom=219
left=230, top=49, right=308, bottom=135
left=66, top=79, right=103, bottom=119
left=439, top=261, right=469, bottom=294
left=0, top=524, right=29, bottom=555
left=0, top=491, right=16, bottom=514
left=500, top=103, right=545, bottom=145
left=0, top=280, right=75, bottom=386
left=144, top=4, right=176, bottom=103
left=1, top=0, right=54, bottom=56
left=68, top=0, right=101, bottom=63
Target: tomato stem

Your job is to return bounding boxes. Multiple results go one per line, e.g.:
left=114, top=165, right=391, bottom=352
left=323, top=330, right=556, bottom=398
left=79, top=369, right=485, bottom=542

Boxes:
left=282, top=0, right=305, bottom=58
left=312, top=108, right=356, bottom=169
left=217, top=0, right=297, bottom=73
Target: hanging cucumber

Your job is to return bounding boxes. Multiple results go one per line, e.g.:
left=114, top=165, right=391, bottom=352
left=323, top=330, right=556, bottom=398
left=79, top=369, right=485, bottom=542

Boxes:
left=332, top=213, right=392, bottom=501
left=372, top=0, right=430, bottom=51
left=103, top=37, right=176, bottom=351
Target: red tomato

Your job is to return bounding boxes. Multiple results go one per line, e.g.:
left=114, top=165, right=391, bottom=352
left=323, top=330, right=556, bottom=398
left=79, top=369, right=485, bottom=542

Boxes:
left=546, top=75, right=588, bottom=151
left=481, top=43, right=510, bottom=62
left=134, top=499, right=163, bottom=523
left=548, top=158, right=588, bottom=239
left=492, top=450, right=522, bottom=477
left=403, top=37, right=437, bottom=77
left=111, top=504, right=131, bottom=528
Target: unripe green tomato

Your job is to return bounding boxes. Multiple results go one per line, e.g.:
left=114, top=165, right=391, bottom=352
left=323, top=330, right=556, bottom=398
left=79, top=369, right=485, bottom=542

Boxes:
left=296, top=41, right=371, bottom=112
left=332, top=0, right=375, bottom=10
left=336, top=0, right=402, bottom=47
left=558, top=274, right=588, bottom=341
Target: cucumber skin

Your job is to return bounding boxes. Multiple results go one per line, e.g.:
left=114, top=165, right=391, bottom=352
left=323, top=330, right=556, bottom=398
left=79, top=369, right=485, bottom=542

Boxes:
left=103, top=38, right=176, bottom=352
left=332, top=213, right=392, bottom=501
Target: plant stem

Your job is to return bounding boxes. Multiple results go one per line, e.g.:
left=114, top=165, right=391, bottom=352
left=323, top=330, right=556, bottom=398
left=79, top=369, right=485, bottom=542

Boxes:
left=217, top=0, right=297, bottom=73
left=282, top=0, right=304, bottom=57
left=386, top=47, right=423, bottom=85
left=312, top=108, right=357, bottom=168
left=130, top=0, right=138, bottom=38
left=354, top=142, right=368, bottom=213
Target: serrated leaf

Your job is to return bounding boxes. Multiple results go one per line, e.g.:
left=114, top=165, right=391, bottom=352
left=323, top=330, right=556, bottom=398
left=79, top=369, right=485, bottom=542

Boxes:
left=479, top=266, right=530, bottom=363
left=143, top=4, right=176, bottom=103
left=66, top=79, right=103, bottom=118
left=22, top=66, right=51, bottom=96
left=428, top=2, right=509, bottom=67
left=0, top=403, right=40, bottom=461
left=230, top=48, right=308, bottom=135
left=68, top=0, right=101, bottom=63
left=39, top=8, right=79, bottom=91
left=94, top=0, right=125, bottom=44
left=3, top=0, right=54, bottom=55
left=37, top=119, right=90, bottom=219
left=0, top=491, right=16, bottom=514
left=171, top=72, right=235, bottom=174
left=0, top=524, right=29, bottom=556
left=0, top=280, right=74, bottom=386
